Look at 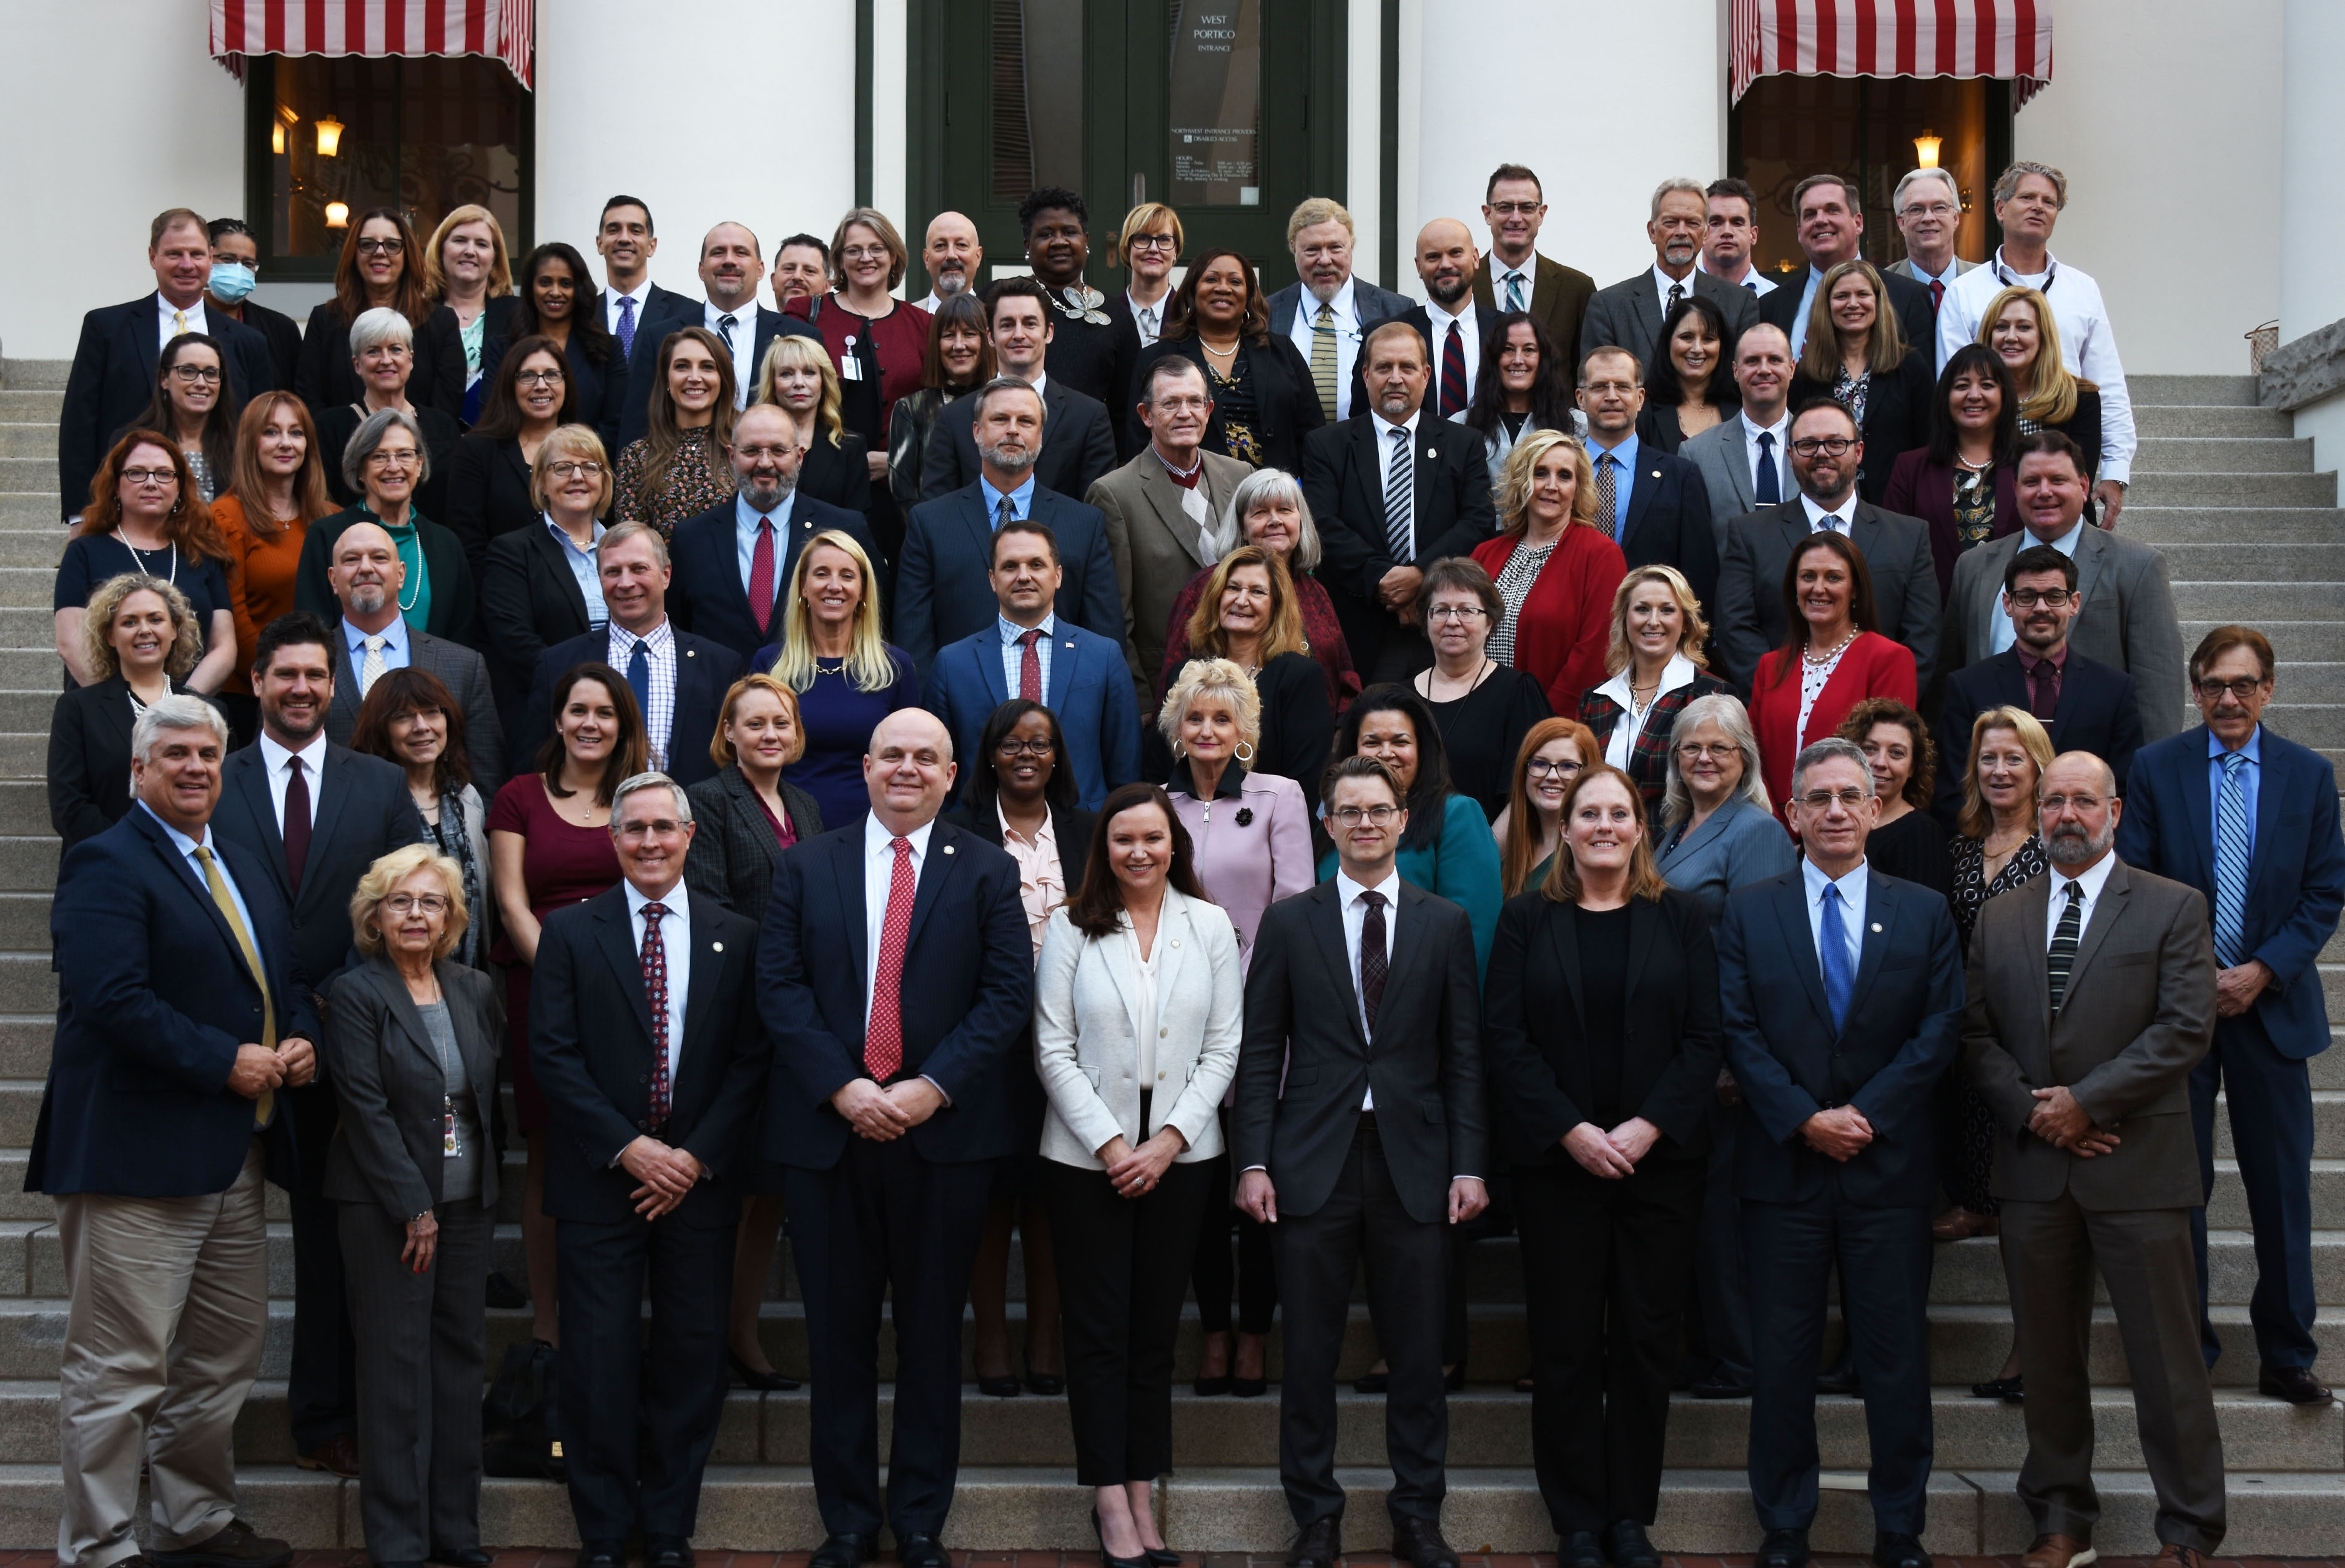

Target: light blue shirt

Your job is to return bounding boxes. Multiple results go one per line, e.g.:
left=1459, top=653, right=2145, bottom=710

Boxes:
left=545, top=514, right=607, bottom=628
left=1989, top=521, right=2086, bottom=653
left=138, top=801, right=257, bottom=942
left=982, top=474, right=1037, bottom=528
left=2207, top=724, right=2263, bottom=862
left=1909, top=258, right=1962, bottom=293
left=1789, top=268, right=1824, bottom=355
left=1588, top=430, right=1639, bottom=539
left=733, top=490, right=797, bottom=594
left=1800, top=855, right=1869, bottom=984
left=342, top=614, right=411, bottom=674
left=998, top=612, right=1057, bottom=697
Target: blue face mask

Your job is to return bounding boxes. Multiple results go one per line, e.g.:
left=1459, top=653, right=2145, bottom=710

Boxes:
left=208, top=261, right=257, bottom=303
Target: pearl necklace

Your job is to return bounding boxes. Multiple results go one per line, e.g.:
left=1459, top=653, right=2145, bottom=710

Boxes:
left=1803, top=628, right=1858, bottom=667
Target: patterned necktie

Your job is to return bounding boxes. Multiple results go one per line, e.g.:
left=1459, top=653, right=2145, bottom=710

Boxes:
left=360, top=633, right=387, bottom=696
left=1383, top=427, right=1414, bottom=565
left=1503, top=270, right=1526, bottom=314
left=995, top=493, right=1016, bottom=532
left=1140, top=304, right=1158, bottom=343
left=1439, top=318, right=1468, bottom=418
left=282, top=756, right=311, bottom=899
left=1666, top=282, right=1686, bottom=318
left=717, top=313, right=738, bottom=352
left=1819, top=884, right=1855, bottom=1032
left=2047, top=880, right=2084, bottom=1016
left=1358, top=889, right=1389, bottom=1035
left=616, top=293, right=638, bottom=362
left=866, top=837, right=916, bottom=1080
left=748, top=517, right=777, bottom=634
left=173, top=310, right=189, bottom=336
left=1592, top=453, right=1619, bottom=539
left=195, top=846, right=275, bottom=1128
left=1754, top=430, right=1782, bottom=505
left=2214, top=751, right=2252, bottom=967
left=1017, top=628, right=1044, bottom=701
left=640, top=902, right=673, bottom=1130
left=1311, top=302, right=1340, bottom=423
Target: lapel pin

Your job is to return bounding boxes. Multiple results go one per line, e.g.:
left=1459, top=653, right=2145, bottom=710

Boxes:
left=1171, top=939, right=1181, bottom=948
left=713, top=940, right=725, bottom=952
left=1871, top=922, right=1883, bottom=933
left=1651, top=470, right=1661, bottom=480
left=685, top=648, right=696, bottom=658
left=942, top=844, right=955, bottom=854
left=1064, top=640, right=1075, bottom=650
left=1426, top=446, right=1438, bottom=460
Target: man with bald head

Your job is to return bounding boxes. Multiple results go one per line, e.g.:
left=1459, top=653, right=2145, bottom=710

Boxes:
left=319, top=521, right=505, bottom=780
left=1413, top=218, right=1484, bottom=420
left=619, top=219, right=820, bottom=447
left=759, top=708, right=1033, bottom=1568
left=915, top=212, right=984, bottom=310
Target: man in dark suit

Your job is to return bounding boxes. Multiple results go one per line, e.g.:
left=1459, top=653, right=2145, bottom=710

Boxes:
left=1717, top=737, right=1963, bottom=1568
left=1267, top=197, right=1421, bottom=425
left=619, top=220, right=819, bottom=448
left=1757, top=175, right=1934, bottom=357
left=669, top=403, right=880, bottom=664
left=1577, top=345, right=1719, bottom=611
left=759, top=709, right=1034, bottom=1568
left=2116, top=626, right=2345, bottom=1408
left=596, top=195, right=699, bottom=377
left=1967, top=751, right=2229, bottom=1568
left=320, top=522, right=506, bottom=787
left=37, top=694, right=315, bottom=1568
left=897, top=378, right=1123, bottom=673
left=210, top=611, right=427, bottom=1481
left=1474, top=163, right=1599, bottom=388
left=59, top=208, right=276, bottom=520
left=205, top=219, right=304, bottom=392
left=1935, top=545, right=2144, bottom=821
left=1300, top=322, right=1498, bottom=682
left=1579, top=179, right=1760, bottom=374
left=522, top=523, right=746, bottom=787
left=1716, top=400, right=1941, bottom=689
left=1234, top=755, right=1485, bottom=1568
left=919, top=278, right=1118, bottom=501
left=530, top=771, right=769, bottom=1568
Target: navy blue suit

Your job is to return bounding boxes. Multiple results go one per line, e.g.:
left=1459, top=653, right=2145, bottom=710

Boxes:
left=1717, top=865, right=1963, bottom=1536
left=758, top=816, right=1033, bottom=1538
left=1614, top=446, right=1720, bottom=621
left=894, top=485, right=1123, bottom=674
left=922, top=618, right=1140, bottom=809
left=1935, top=648, right=2145, bottom=825
left=667, top=496, right=881, bottom=666
left=58, top=295, right=275, bottom=521
left=2116, top=723, right=2345, bottom=1371
left=520, top=626, right=745, bottom=787
left=32, top=807, right=318, bottom=1199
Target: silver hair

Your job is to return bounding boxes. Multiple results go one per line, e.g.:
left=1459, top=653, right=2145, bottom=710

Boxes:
left=347, top=305, right=415, bottom=360
left=973, top=375, right=1048, bottom=430
left=1212, top=467, right=1323, bottom=572
left=1993, top=160, right=2068, bottom=210
left=132, top=693, right=230, bottom=764
left=1141, top=354, right=1209, bottom=407
left=1893, top=167, right=1961, bottom=215
left=343, top=406, right=428, bottom=492
left=1661, top=693, right=1770, bottom=829
left=596, top=519, right=671, bottom=571
left=1790, top=736, right=1872, bottom=801
left=1650, top=177, right=1707, bottom=220
left=610, top=771, right=693, bottom=827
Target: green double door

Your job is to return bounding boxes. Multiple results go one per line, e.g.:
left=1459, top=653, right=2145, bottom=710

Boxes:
left=907, top=0, right=1346, bottom=297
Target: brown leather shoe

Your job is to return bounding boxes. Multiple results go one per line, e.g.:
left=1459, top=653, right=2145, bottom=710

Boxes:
left=295, top=1432, right=360, bottom=1479
left=2150, top=1546, right=2208, bottom=1568
left=2020, top=1534, right=2096, bottom=1568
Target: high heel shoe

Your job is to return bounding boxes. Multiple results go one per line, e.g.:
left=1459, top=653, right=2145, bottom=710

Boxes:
left=976, top=1371, right=1021, bottom=1397
left=1142, top=1549, right=1182, bottom=1566
left=1094, top=1509, right=1152, bottom=1568
left=728, top=1349, right=799, bottom=1391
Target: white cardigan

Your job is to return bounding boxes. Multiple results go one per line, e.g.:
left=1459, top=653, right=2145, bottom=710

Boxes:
left=1033, top=889, right=1244, bottom=1170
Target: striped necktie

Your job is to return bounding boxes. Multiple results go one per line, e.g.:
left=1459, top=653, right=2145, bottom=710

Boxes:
left=1383, top=427, right=1414, bottom=564
left=1502, top=270, right=1526, bottom=314
left=2213, top=751, right=2252, bottom=966
left=1310, top=302, right=1340, bottom=423
left=2047, top=880, right=2084, bottom=1017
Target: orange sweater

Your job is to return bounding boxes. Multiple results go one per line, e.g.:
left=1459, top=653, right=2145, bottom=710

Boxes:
left=212, top=495, right=312, bottom=694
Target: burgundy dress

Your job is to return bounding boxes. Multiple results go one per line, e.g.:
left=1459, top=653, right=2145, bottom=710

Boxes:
left=487, top=772, right=623, bottom=1131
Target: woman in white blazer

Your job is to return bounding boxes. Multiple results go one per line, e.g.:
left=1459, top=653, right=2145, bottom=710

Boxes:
left=1034, top=782, right=1243, bottom=1568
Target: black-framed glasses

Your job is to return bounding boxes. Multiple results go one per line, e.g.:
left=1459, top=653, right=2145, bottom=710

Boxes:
left=119, top=466, right=179, bottom=486
left=354, top=237, right=406, bottom=256
left=2195, top=677, right=2267, bottom=701
left=548, top=461, right=604, bottom=479
left=516, top=368, right=566, bottom=386
left=2007, top=588, right=2074, bottom=608
left=167, top=365, right=223, bottom=384
left=1128, top=234, right=1179, bottom=252
left=995, top=737, right=1055, bottom=758
left=1525, top=757, right=1582, bottom=778
left=1790, top=436, right=1856, bottom=457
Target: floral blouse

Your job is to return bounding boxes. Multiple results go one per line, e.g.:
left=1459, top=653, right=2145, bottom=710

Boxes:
left=614, top=425, right=735, bottom=539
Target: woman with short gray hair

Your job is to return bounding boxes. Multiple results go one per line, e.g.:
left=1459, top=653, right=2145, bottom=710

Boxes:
left=292, top=405, right=480, bottom=644
left=316, top=307, right=460, bottom=519
left=1157, top=466, right=1360, bottom=714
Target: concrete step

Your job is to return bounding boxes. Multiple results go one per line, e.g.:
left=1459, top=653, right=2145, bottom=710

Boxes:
left=2121, top=506, right=2344, bottom=545
left=0, top=738, right=49, bottom=782
left=2127, top=471, right=2338, bottom=507
left=1931, top=1227, right=2344, bottom=1306
left=2173, top=580, right=2345, bottom=619
left=2251, top=704, right=2345, bottom=748
left=0, top=533, right=66, bottom=571
left=0, top=462, right=54, bottom=496
left=0, top=498, right=62, bottom=530
left=0, top=568, right=63, bottom=609
left=0, top=430, right=52, bottom=464
left=2191, top=619, right=2345, bottom=663
left=2137, top=404, right=2294, bottom=438
left=0, top=363, right=72, bottom=393
left=0, top=606, right=61, bottom=649
left=2132, top=375, right=2260, bottom=407
left=0, top=396, right=59, bottom=427
left=2259, top=663, right=2345, bottom=704
left=2131, top=436, right=2315, bottom=474
left=2155, top=541, right=2345, bottom=581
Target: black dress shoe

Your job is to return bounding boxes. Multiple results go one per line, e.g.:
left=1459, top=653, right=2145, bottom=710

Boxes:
left=1142, top=1548, right=1182, bottom=1567
left=1689, top=1374, right=1752, bottom=1399
left=1874, top=1531, right=1932, bottom=1568
left=1815, top=1356, right=1860, bottom=1396
left=809, top=1533, right=874, bottom=1568
left=1193, top=1372, right=1233, bottom=1396
left=1230, top=1373, right=1268, bottom=1398
left=1390, top=1514, right=1459, bottom=1568
left=976, top=1373, right=1021, bottom=1397
left=1606, top=1519, right=1661, bottom=1568
left=1757, top=1526, right=1812, bottom=1568
left=1092, top=1509, right=1151, bottom=1568
left=428, top=1551, right=493, bottom=1568
left=729, top=1349, right=801, bottom=1391
left=2260, top=1364, right=2335, bottom=1404
left=575, top=1542, right=626, bottom=1568
left=483, top=1269, right=528, bottom=1309
left=1024, top=1370, right=1064, bottom=1396
left=645, top=1538, right=694, bottom=1568
left=1972, top=1374, right=2025, bottom=1402
left=1444, top=1361, right=1467, bottom=1391
left=151, top=1519, right=294, bottom=1568
left=1561, top=1532, right=1606, bottom=1568
left=897, top=1531, right=951, bottom=1568
left=1286, top=1514, right=1341, bottom=1568
left=1353, top=1368, right=1390, bottom=1394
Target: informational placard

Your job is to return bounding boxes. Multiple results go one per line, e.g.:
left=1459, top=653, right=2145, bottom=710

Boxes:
left=1167, top=1, right=1262, bottom=207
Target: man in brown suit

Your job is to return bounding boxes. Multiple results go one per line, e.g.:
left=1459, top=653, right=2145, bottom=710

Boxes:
left=1962, top=751, right=2225, bottom=1568
left=1087, top=355, right=1252, bottom=707
left=1474, top=164, right=1597, bottom=388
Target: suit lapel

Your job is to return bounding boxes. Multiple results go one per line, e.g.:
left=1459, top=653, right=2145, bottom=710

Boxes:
left=1140, top=460, right=1213, bottom=568
left=1843, top=872, right=1898, bottom=1023
left=905, top=822, right=964, bottom=952
left=2178, top=733, right=2219, bottom=892
left=1621, top=460, right=1657, bottom=546
left=959, top=488, right=999, bottom=574
left=138, top=812, right=248, bottom=973
left=1721, top=422, right=1756, bottom=511
left=1852, top=503, right=1882, bottom=563
left=829, top=833, right=871, bottom=1015
left=370, top=962, right=447, bottom=1078
left=593, top=896, right=657, bottom=1045
left=1629, top=285, right=1662, bottom=358
left=1544, top=903, right=1586, bottom=1032
left=330, top=642, right=363, bottom=736
left=1775, top=875, right=1834, bottom=1033
left=1623, top=895, right=1657, bottom=1005
left=678, top=894, right=727, bottom=1081
left=531, top=522, right=591, bottom=626
left=2251, top=736, right=2288, bottom=904
left=2071, top=528, right=2110, bottom=625
left=1042, top=629, right=1079, bottom=709
left=1307, top=887, right=1367, bottom=1048
left=303, top=748, right=356, bottom=909
left=1372, top=885, right=1433, bottom=1051
left=2067, top=859, right=2131, bottom=992
left=227, top=755, right=294, bottom=904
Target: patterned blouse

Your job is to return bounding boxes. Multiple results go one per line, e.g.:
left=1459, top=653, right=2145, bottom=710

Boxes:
left=1487, top=539, right=1558, bottom=668
left=614, top=425, right=735, bottom=540
left=1951, top=462, right=1999, bottom=554
left=1207, top=347, right=1263, bottom=466
left=1949, top=831, right=2050, bottom=949
left=1832, top=363, right=1874, bottom=428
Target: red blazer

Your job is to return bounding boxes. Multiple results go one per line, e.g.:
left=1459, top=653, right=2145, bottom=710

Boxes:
left=1471, top=525, right=1626, bottom=715
left=785, top=294, right=932, bottom=436
left=1882, top=448, right=2022, bottom=599
left=1749, top=630, right=1917, bottom=817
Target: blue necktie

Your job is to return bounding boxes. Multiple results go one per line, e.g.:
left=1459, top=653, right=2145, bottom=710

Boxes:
left=2214, top=751, right=2251, bottom=967
left=1755, top=430, right=1782, bottom=505
left=626, top=638, right=651, bottom=727
left=616, top=293, right=638, bottom=362
left=1820, top=883, right=1855, bottom=1032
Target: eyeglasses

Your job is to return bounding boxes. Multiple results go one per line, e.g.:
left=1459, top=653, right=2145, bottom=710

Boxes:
left=2007, top=588, right=2075, bottom=608
left=995, top=737, right=1055, bottom=757
left=1128, top=234, right=1178, bottom=252
left=734, top=443, right=804, bottom=462
left=119, top=466, right=179, bottom=486
left=168, top=365, right=223, bottom=384
left=1795, top=789, right=1872, bottom=811
left=516, top=368, right=567, bottom=386
left=1427, top=604, right=1488, bottom=623
left=1525, top=757, right=1582, bottom=778
left=614, top=819, right=684, bottom=840
left=365, top=449, right=421, bottom=469
left=839, top=244, right=891, bottom=263
left=1902, top=202, right=1959, bottom=220
left=1330, top=804, right=1401, bottom=827
left=1487, top=202, right=1543, bottom=217
left=2195, top=676, right=2268, bottom=701
left=1790, top=436, right=1857, bottom=457
left=1581, top=380, right=1639, bottom=397
left=383, top=894, right=449, bottom=915
left=354, top=237, right=406, bottom=257
left=2040, top=793, right=2106, bottom=813
left=1677, top=741, right=1737, bottom=761
left=548, top=460, right=605, bottom=478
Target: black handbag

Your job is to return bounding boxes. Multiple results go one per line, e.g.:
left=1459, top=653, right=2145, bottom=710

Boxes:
left=481, top=1338, right=566, bottom=1479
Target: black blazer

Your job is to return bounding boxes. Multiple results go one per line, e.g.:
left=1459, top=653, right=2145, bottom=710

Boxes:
left=667, top=495, right=881, bottom=666
left=619, top=302, right=820, bottom=449
left=1040, top=293, right=1142, bottom=428
left=443, top=435, right=540, bottom=576
left=315, top=402, right=460, bottom=523
left=1128, top=334, right=1328, bottom=476
left=798, top=430, right=876, bottom=514
left=293, top=506, right=480, bottom=648
left=918, top=377, right=1119, bottom=503
left=297, top=301, right=467, bottom=421
left=684, top=766, right=827, bottom=923
left=1787, top=347, right=1938, bottom=503
left=529, top=885, right=769, bottom=1227
left=479, top=328, right=629, bottom=455
left=519, top=625, right=746, bottom=788
left=1759, top=266, right=1936, bottom=367
left=481, top=520, right=600, bottom=738
left=47, top=679, right=223, bottom=854
left=1479, top=886, right=1723, bottom=1169
left=1231, top=878, right=1486, bottom=1223
left=1616, top=446, right=1722, bottom=614
left=1934, top=647, right=2145, bottom=823
left=228, top=298, right=305, bottom=393
left=320, top=957, right=505, bottom=1216
left=57, top=293, right=276, bottom=521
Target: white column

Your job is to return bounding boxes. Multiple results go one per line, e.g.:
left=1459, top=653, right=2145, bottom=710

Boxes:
left=1345, top=0, right=1383, bottom=291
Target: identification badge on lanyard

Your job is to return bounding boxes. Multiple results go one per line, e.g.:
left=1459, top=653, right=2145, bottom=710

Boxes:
left=443, top=1094, right=462, bottom=1158
left=839, top=336, right=866, bottom=382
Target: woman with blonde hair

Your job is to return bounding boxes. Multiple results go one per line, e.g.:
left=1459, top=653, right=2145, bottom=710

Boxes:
left=479, top=424, right=614, bottom=734
left=1493, top=716, right=1599, bottom=897
left=1471, top=428, right=1627, bottom=713
left=754, top=528, right=919, bottom=828
left=422, top=204, right=516, bottom=425
left=1977, top=285, right=2103, bottom=490
left=1112, top=202, right=1185, bottom=345
left=753, top=333, right=874, bottom=512
left=49, top=574, right=217, bottom=851
left=1578, top=565, right=1731, bottom=814
left=614, top=327, right=738, bottom=536
left=1788, top=259, right=1933, bottom=501
left=55, top=433, right=237, bottom=693
left=1163, top=545, right=1332, bottom=786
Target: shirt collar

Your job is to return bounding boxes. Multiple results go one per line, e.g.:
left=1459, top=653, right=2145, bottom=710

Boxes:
left=736, top=487, right=796, bottom=527
left=864, top=813, right=938, bottom=859
left=704, top=299, right=753, bottom=330
left=625, top=876, right=689, bottom=920
left=998, top=802, right=1057, bottom=849
left=999, top=612, right=1057, bottom=645
left=157, top=292, right=206, bottom=328
left=257, top=729, right=329, bottom=777
left=1594, top=651, right=1699, bottom=708
left=1590, top=427, right=1639, bottom=463
left=1800, top=491, right=1858, bottom=530
left=1909, top=257, right=1961, bottom=288
left=1337, top=865, right=1403, bottom=909
left=983, top=473, right=1039, bottom=515
left=1651, top=262, right=1697, bottom=298
left=137, top=799, right=212, bottom=855
left=2052, top=849, right=2118, bottom=907
left=1801, top=855, right=1869, bottom=905
left=1151, top=444, right=1203, bottom=483
left=610, top=282, right=651, bottom=307
left=611, top=616, right=673, bottom=651
left=1489, top=254, right=1534, bottom=288
left=1992, top=246, right=2060, bottom=284
left=2032, top=520, right=2087, bottom=557
left=2014, top=642, right=2068, bottom=675
left=1428, top=293, right=1475, bottom=327
left=1372, top=407, right=1423, bottom=441
left=545, top=512, right=605, bottom=555
left=2208, top=726, right=2264, bottom=766
left=1741, top=407, right=1790, bottom=444
left=343, top=615, right=408, bottom=658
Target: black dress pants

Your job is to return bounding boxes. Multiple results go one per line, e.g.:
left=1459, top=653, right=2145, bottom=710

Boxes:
left=1044, top=1158, right=1213, bottom=1484
left=1516, top=1155, right=1704, bottom=1534
left=785, top=1137, right=994, bottom=1537
left=285, top=1082, right=357, bottom=1449
left=1190, top=1113, right=1280, bottom=1336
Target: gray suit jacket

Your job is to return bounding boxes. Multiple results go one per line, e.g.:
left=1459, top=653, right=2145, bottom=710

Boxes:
left=1680, top=414, right=1769, bottom=555
left=326, top=624, right=507, bottom=791
left=1961, top=858, right=2215, bottom=1210
left=1087, top=447, right=1254, bottom=704
left=320, top=957, right=505, bottom=1220
left=1943, top=525, right=2187, bottom=742
left=1654, top=794, right=1800, bottom=929
left=1715, top=499, right=1942, bottom=690
left=1579, top=268, right=1760, bottom=376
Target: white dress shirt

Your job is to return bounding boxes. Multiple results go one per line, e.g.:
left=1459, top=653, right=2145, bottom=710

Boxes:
left=1801, top=855, right=1869, bottom=981
left=1697, top=254, right=1777, bottom=297
left=1935, top=249, right=2135, bottom=483
left=1128, top=288, right=1168, bottom=347
left=608, top=619, right=678, bottom=769
left=625, top=876, right=693, bottom=1090
left=256, top=730, right=328, bottom=834
left=157, top=292, right=209, bottom=352
left=703, top=300, right=758, bottom=409
left=861, top=814, right=936, bottom=1034
left=1286, top=277, right=1363, bottom=421
left=605, top=282, right=653, bottom=342
left=1651, top=264, right=1699, bottom=320
left=1742, top=408, right=1792, bottom=500
left=1120, top=901, right=1165, bottom=1086
left=1799, top=492, right=1858, bottom=534
left=1988, top=521, right=2086, bottom=654
left=1426, top=297, right=1483, bottom=403
left=1370, top=407, right=1423, bottom=558
left=2043, top=849, right=2118, bottom=954
left=1594, top=653, right=1701, bottom=769
left=1335, top=865, right=1401, bottom=1106
left=1486, top=254, right=1536, bottom=314
left=138, top=801, right=255, bottom=937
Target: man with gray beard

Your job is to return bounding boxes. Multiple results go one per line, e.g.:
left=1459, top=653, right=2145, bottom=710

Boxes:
left=1961, top=751, right=2225, bottom=1568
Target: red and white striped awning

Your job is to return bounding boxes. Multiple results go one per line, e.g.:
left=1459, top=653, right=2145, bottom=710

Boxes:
left=1730, top=1, right=2052, bottom=110
left=209, top=0, right=534, bottom=90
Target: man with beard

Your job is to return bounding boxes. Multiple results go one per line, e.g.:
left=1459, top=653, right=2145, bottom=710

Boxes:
left=210, top=610, right=427, bottom=1482
left=669, top=402, right=881, bottom=664
left=1579, top=179, right=1759, bottom=375
left=913, top=212, right=983, bottom=312
left=1962, top=751, right=2226, bottom=1568
left=1411, top=219, right=1485, bottom=421
left=918, top=279, right=1119, bottom=503
left=896, top=377, right=1122, bottom=673
left=1268, top=197, right=1419, bottom=425
left=771, top=234, right=834, bottom=310
left=320, top=521, right=506, bottom=787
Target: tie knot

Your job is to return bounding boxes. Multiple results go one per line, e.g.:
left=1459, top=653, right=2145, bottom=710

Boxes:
left=1360, top=889, right=1387, bottom=910
left=1018, top=628, right=1044, bottom=648
left=365, top=634, right=386, bottom=652
left=285, top=755, right=302, bottom=775
left=643, top=901, right=668, bottom=923
left=2221, top=751, right=2249, bottom=778
left=194, top=844, right=214, bottom=866
left=2062, top=881, right=2083, bottom=905
left=891, top=836, right=912, bottom=859
left=1315, top=302, right=1334, bottom=324
left=1823, top=884, right=1844, bottom=907
left=1757, top=431, right=1775, bottom=451
left=719, top=313, right=737, bottom=327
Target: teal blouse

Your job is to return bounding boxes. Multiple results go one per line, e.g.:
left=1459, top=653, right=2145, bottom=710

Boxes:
left=380, top=516, right=433, bottom=634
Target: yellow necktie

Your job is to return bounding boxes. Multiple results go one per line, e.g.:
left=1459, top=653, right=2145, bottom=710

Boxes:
left=172, top=310, right=189, bottom=336
left=194, top=846, right=275, bottom=1128
left=1310, top=302, right=1340, bottom=424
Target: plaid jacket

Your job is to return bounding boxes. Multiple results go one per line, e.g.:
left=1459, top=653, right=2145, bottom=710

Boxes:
left=1579, top=671, right=1734, bottom=813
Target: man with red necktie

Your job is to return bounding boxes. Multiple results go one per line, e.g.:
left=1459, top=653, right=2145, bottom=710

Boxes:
left=1410, top=219, right=1484, bottom=420
left=759, top=709, right=1035, bottom=1568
